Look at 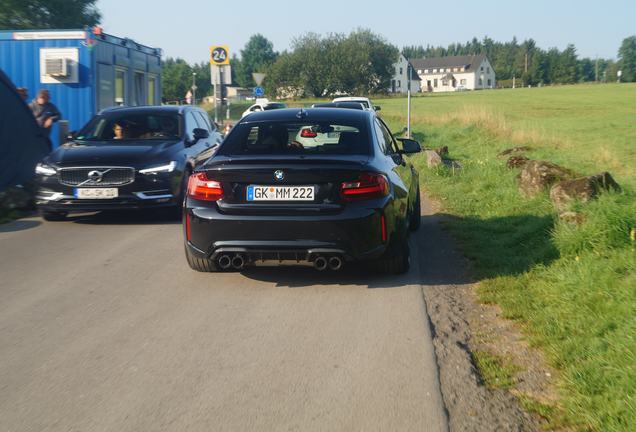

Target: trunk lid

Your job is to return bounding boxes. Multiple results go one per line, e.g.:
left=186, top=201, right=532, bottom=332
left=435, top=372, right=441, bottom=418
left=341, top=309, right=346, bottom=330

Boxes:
left=203, top=154, right=371, bottom=215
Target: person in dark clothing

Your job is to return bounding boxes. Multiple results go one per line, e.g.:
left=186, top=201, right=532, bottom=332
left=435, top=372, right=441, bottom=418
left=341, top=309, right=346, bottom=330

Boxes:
left=29, top=89, right=61, bottom=149
left=16, top=87, right=28, bottom=101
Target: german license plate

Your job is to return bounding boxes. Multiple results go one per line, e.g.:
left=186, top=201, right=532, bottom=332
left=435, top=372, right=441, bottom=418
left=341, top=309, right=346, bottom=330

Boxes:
left=247, top=185, right=314, bottom=201
left=74, top=188, right=118, bottom=199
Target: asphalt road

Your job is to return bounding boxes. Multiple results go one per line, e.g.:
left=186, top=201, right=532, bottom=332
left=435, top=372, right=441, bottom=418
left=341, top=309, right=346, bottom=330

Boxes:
left=0, top=209, right=448, bottom=432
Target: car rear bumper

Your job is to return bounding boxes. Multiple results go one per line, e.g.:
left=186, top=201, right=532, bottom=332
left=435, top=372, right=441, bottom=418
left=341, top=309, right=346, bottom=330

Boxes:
left=185, top=204, right=388, bottom=262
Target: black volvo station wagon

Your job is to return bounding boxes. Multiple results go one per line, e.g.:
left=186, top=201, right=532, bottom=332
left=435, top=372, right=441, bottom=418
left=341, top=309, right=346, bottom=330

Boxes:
left=34, top=105, right=223, bottom=220
left=184, top=108, right=422, bottom=274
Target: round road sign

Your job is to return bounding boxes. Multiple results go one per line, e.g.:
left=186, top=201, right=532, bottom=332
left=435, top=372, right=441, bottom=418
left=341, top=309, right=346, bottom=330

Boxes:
left=210, top=46, right=230, bottom=65
left=254, top=86, right=265, bottom=97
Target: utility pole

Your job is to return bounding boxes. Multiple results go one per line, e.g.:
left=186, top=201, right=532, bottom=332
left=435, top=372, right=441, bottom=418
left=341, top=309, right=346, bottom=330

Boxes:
left=595, top=56, right=599, bottom=83
left=407, top=63, right=412, bottom=138
left=191, top=72, right=197, bottom=105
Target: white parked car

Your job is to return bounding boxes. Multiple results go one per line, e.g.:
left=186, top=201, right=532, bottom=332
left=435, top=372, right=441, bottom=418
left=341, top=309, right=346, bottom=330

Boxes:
left=332, top=96, right=380, bottom=112
left=241, top=101, right=287, bottom=118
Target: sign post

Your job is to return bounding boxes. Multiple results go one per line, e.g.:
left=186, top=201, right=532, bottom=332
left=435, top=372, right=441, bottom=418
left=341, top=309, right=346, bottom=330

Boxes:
left=210, top=45, right=230, bottom=123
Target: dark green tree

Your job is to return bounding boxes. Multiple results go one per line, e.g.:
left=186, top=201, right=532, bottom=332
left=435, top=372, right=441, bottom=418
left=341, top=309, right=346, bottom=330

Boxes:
left=235, top=34, right=278, bottom=88
left=0, top=0, right=100, bottom=29
left=618, top=35, right=636, bottom=82
left=162, top=57, right=193, bottom=102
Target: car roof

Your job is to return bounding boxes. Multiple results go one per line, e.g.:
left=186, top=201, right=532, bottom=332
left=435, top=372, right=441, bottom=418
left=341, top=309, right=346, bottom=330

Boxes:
left=332, top=96, right=371, bottom=102
left=240, top=107, right=372, bottom=123
left=312, top=102, right=365, bottom=110
left=98, top=105, right=200, bottom=115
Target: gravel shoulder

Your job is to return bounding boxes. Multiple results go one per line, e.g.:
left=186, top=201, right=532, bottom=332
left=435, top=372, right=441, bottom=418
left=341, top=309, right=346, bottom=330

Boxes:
left=416, top=194, right=544, bottom=432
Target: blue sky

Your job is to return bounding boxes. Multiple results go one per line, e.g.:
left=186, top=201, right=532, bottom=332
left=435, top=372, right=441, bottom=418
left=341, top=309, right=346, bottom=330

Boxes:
left=99, top=0, right=635, bottom=63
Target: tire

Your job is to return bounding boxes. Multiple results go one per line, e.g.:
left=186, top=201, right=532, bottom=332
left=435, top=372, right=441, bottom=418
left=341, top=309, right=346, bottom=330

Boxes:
left=409, top=190, right=421, bottom=231
left=377, top=238, right=410, bottom=275
left=39, top=210, right=67, bottom=221
left=184, top=244, right=218, bottom=272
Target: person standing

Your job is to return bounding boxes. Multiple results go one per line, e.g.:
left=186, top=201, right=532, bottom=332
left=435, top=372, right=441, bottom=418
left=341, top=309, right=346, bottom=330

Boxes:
left=30, top=89, right=61, bottom=150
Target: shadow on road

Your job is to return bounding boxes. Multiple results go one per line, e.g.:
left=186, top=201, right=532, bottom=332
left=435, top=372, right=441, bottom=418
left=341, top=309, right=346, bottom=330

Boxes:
left=68, top=208, right=181, bottom=225
left=0, top=219, right=41, bottom=233
left=241, top=261, right=416, bottom=289
left=243, top=209, right=558, bottom=290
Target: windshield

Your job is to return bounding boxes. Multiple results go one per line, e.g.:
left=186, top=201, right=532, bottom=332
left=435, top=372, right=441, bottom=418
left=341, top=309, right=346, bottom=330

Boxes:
left=77, top=112, right=181, bottom=141
left=218, top=120, right=370, bottom=156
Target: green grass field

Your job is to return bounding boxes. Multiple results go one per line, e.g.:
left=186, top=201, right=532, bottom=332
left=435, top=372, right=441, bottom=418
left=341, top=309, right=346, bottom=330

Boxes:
left=376, top=84, right=635, bottom=431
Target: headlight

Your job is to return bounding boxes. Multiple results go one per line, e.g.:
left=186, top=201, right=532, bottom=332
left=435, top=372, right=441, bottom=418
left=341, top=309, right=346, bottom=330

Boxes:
left=139, top=161, right=177, bottom=174
left=35, top=163, right=57, bottom=176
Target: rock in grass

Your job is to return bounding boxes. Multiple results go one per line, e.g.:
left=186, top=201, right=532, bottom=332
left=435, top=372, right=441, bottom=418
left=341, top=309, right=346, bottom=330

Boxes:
left=506, top=155, right=530, bottom=169
left=550, top=172, right=621, bottom=211
left=498, top=146, right=532, bottom=158
left=424, top=150, right=443, bottom=168
left=518, top=160, right=578, bottom=197
left=435, top=146, right=449, bottom=157
left=558, top=211, right=586, bottom=225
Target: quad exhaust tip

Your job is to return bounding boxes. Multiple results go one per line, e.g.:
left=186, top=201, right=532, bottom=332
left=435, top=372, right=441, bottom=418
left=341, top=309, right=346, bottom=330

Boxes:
left=232, top=254, right=245, bottom=270
left=314, top=256, right=328, bottom=271
left=217, top=254, right=232, bottom=270
left=328, top=256, right=343, bottom=271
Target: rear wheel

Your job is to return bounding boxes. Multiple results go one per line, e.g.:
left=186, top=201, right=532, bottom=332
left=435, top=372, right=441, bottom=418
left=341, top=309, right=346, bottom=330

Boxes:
left=39, top=210, right=67, bottom=221
left=409, top=190, right=421, bottom=231
left=377, top=237, right=410, bottom=275
left=184, top=244, right=218, bottom=272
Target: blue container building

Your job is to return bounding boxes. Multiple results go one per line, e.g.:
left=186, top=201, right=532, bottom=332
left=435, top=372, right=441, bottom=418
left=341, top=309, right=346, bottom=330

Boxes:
left=0, top=28, right=162, bottom=149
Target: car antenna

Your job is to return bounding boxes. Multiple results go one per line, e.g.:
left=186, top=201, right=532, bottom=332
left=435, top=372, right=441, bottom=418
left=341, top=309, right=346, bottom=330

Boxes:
left=296, top=108, right=307, bottom=119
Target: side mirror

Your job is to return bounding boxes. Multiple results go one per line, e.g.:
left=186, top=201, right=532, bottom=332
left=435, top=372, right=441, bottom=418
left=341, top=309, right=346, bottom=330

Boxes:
left=374, top=106, right=381, bottom=111
left=397, top=138, right=422, bottom=154
left=66, top=131, right=77, bottom=141
left=192, top=128, right=209, bottom=141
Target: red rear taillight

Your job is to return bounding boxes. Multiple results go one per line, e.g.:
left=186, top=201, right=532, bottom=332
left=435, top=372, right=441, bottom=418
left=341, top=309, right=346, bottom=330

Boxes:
left=340, top=173, right=389, bottom=201
left=300, top=128, right=318, bottom=138
left=187, top=172, right=224, bottom=201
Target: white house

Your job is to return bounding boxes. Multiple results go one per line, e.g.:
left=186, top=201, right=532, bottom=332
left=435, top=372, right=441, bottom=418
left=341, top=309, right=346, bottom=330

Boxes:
left=410, top=54, right=495, bottom=92
left=389, top=54, right=421, bottom=94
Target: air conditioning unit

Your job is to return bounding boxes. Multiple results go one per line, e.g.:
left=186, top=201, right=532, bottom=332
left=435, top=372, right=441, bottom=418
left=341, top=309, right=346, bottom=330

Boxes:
left=44, top=58, right=68, bottom=77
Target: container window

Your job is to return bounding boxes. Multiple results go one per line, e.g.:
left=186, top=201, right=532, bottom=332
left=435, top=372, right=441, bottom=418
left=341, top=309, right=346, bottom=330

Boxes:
left=115, top=69, right=126, bottom=106
left=148, top=76, right=156, bottom=105
left=134, top=72, right=145, bottom=106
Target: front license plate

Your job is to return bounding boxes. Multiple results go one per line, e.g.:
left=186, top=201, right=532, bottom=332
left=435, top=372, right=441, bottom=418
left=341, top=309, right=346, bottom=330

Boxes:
left=247, top=185, right=314, bottom=201
left=74, top=188, right=118, bottom=199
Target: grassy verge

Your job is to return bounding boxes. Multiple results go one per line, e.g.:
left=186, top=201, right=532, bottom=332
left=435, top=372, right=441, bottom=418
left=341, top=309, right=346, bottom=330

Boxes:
left=379, top=86, right=634, bottom=431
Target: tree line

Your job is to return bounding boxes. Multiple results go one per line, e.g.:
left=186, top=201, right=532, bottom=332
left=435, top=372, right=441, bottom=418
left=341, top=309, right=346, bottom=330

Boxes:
left=404, top=35, right=636, bottom=85
left=163, top=32, right=636, bottom=100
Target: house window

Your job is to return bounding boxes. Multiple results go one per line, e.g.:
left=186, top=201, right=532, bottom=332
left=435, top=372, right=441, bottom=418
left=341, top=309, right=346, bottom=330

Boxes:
left=487, top=67, right=490, bottom=74
left=434, top=78, right=438, bottom=88
left=487, top=79, right=492, bottom=87
left=441, top=78, right=448, bottom=86
left=481, top=66, right=484, bottom=71
left=397, top=80, right=401, bottom=88
left=479, top=78, right=483, bottom=86
left=433, top=68, right=437, bottom=73
left=422, top=69, right=426, bottom=74
left=460, top=79, right=466, bottom=85
left=399, top=67, right=403, bottom=75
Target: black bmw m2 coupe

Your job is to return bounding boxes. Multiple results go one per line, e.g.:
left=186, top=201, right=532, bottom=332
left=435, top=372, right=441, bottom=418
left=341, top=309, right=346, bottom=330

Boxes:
left=183, top=108, right=422, bottom=274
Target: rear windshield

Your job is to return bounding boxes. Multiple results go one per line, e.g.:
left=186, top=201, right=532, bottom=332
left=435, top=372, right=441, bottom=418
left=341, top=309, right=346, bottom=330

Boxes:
left=77, top=112, right=181, bottom=141
left=218, top=120, right=370, bottom=156
left=264, top=103, right=287, bottom=110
